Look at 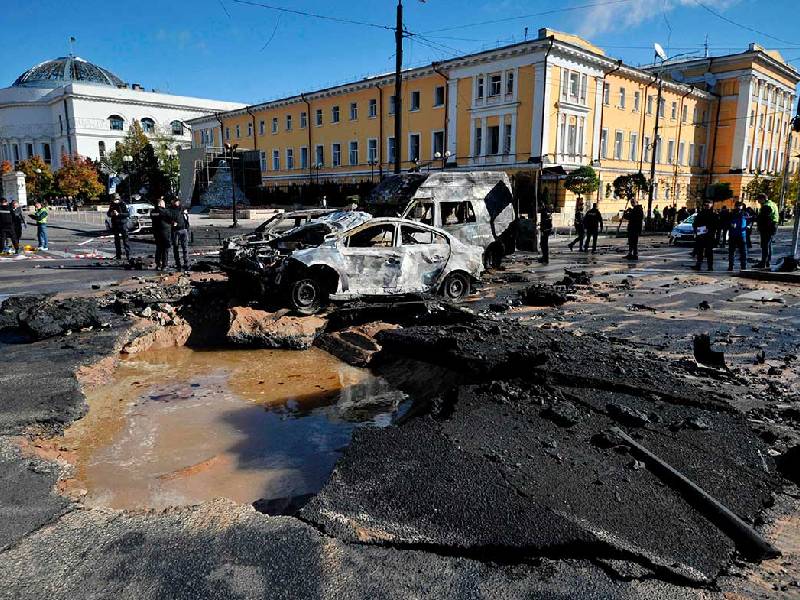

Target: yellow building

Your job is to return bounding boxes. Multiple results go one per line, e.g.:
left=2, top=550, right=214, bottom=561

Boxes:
left=187, top=28, right=799, bottom=222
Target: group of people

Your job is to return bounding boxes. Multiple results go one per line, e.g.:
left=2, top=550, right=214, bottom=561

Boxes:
left=566, top=202, right=605, bottom=254
left=0, top=198, right=49, bottom=254
left=106, top=194, right=191, bottom=271
left=690, top=193, right=779, bottom=272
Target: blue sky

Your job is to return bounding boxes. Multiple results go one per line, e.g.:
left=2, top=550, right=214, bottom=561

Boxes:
left=3, top=0, right=799, bottom=104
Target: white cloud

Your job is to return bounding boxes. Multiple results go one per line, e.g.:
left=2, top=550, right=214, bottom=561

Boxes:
left=575, top=0, right=738, bottom=39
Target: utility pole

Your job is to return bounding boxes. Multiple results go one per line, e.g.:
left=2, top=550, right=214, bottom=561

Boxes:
left=647, top=80, right=662, bottom=226
left=394, top=0, right=403, bottom=174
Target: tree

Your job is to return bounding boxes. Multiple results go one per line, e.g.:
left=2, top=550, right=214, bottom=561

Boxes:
left=612, top=172, right=649, bottom=205
left=56, top=154, right=104, bottom=200
left=705, top=182, right=734, bottom=203
left=744, top=175, right=773, bottom=201
left=104, top=120, right=178, bottom=199
left=564, top=165, right=600, bottom=205
left=0, top=160, right=12, bottom=175
left=17, top=155, right=54, bottom=199
left=140, top=144, right=170, bottom=200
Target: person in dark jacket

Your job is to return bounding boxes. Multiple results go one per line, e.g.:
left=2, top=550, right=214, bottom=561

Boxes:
left=716, top=205, right=730, bottom=247
left=169, top=198, right=191, bottom=272
left=582, top=203, right=604, bottom=253
left=150, top=198, right=172, bottom=270
left=10, top=200, right=26, bottom=249
left=106, top=194, right=131, bottom=260
left=538, top=206, right=553, bottom=264
left=692, top=199, right=718, bottom=271
left=623, top=199, right=644, bottom=259
left=567, top=201, right=585, bottom=252
left=744, top=206, right=755, bottom=248
left=755, top=193, right=779, bottom=269
left=0, top=197, right=20, bottom=254
left=727, top=201, right=748, bottom=271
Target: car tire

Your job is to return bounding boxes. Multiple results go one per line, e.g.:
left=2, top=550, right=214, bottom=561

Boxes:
left=288, top=277, right=326, bottom=315
left=440, top=271, right=471, bottom=302
left=483, top=243, right=503, bottom=270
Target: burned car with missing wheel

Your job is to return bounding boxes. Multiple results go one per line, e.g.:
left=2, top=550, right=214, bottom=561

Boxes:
left=221, top=211, right=484, bottom=314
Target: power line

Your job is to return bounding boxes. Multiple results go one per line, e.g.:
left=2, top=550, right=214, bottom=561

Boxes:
left=692, top=0, right=800, bottom=47
left=232, top=0, right=393, bottom=31
left=420, top=0, right=632, bottom=34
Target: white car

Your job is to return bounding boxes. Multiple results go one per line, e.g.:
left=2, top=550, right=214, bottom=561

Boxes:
left=669, top=214, right=695, bottom=245
left=104, top=202, right=153, bottom=233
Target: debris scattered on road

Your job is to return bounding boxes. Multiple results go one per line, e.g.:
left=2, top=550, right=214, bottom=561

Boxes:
left=693, top=333, right=726, bottom=369
left=520, top=284, right=568, bottom=306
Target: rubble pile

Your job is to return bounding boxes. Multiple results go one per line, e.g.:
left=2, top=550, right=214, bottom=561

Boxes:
left=0, top=295, right=103, bottom=340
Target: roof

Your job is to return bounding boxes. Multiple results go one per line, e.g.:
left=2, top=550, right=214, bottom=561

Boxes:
left=13, top=56, right=124, bottom=89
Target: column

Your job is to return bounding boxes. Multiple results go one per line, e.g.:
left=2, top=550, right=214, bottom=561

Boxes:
left=446, top=78, right=458, bottom=162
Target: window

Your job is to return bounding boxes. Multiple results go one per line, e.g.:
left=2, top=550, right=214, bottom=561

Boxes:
left=260, top=150, right=267, bottom=172
left=109, top=115, right=124, bottom=131
left=300, top=112, right=307, bottom=128
left=506, top=72, right=514, bottom=96
left=350, top=102, right=358, bottom=120
left=600, top=128, right=608, bottom=159
left=331, top=106, right=340, bottom=123
left=644, top=136, right=651, bottom=162
left=488, top=125, right=500, bottom=155
left=490, top=74, right=501, bottom=96
left=667, top=140, right=675, bottom=164
left=441, top=201, right=477, bottom=225
left=410, top=91, right=420, bottom=111
left=235, top=124, right=240, bottom=138
left=369, top=98, right=378, bottom=118
left=647, top=95, right=654, bottom=115
left=348, top=224, right=395, bottom=248
left=613, top=131, right=623, bottom=160
left=368, top=138, right=378, bottom=163
left=171, top=121, right=183, bottom=135
left=284, top=148, right=293, bottom=170
left=678, top=141, right=685, bottom=165
left=629, top=132, right=638, bottom=162
left=141, top=118, right=155, bottom=133
left=300, top=147, right=308, bottom=169
left=286, top=115, right=292, bottom=131
left=98, top=141, right=106, bottom=159
left=503, top=123, right=512, bottom=155
left=566, top=119, right=578, bottom=155
left=389, top=95, right=397, bottom=115
left=332, top=143, right=341, bottom=166
left=272, top=117, right=278, bottom=133
left=315, top=145, right=324, bottom=166
left=633, top=91, right=640, bottom=112
left=655, top=137, right=662, bottom=163
left=433, top=131, right=444, bottom=157
left=477, top=76, right=484, bottom=99
left=42, top=143, right=51, bottom=163
left=659, top=98, right=665, bottom=118
left=349, top=141, right=358, bottom=166
left=603, top=82, right=610, bottom=105
left=25, top=143, right=33, bottom=158
left=474, top=125, right=482, bottom=157
left=272, top=149, right=279, bottom=170
left=670, top=102, right=677, bottom=120
left=225, top=127, right=230, bottom=140
left=401, top=224, right=446, bottom=246
left=315, top=109, right=323, bottom=126
left=388, top=137, right=396, bottom=163
left=259, top=120, right=265, bottom=135
left=434, top=86, right=445, bottom=107
left=247, top=122, right=252, bottom=137
left=695, top=107, right=700, bottom=123
left=681, top=105, right=688, bottom=123
left=759, top=114, right=764, bottom=130
left=409, top=133, right=420, bottom=161
left=618, top=88, right=626, bottom=109
left=689, top=143, right=696, bottom=166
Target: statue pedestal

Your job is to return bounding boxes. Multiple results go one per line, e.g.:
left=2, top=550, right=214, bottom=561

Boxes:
left=2, top=172, right=28, bottom=207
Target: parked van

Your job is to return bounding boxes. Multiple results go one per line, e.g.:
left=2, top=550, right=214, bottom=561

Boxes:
left=400, top=171, right=517, bottom=268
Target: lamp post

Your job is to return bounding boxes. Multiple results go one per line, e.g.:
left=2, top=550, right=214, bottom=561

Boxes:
left=34, top=168, right=42, bottom=201
left=313, top=162, right=323, bottom=186
left=368, top=159, right=377, bottom=182
left=434, top=150, right=451, bottom=171
left=165, top=148, right=178, bottom=194
left=224, top=143, right=238, bottom=227
left=122, top=155, right=133, bottom=200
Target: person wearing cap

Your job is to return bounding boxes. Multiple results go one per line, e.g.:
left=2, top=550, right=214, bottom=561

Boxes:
left=691, top=198, right=718, bottom=271
left=169, top=197, right=190, bottom=272
left=106, top=194, right=131, bottom=261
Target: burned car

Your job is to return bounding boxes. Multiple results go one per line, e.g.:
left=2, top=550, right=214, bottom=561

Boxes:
left=251, top=208, right=338, bottom=241
left=221, top=212, right=483, bottom=314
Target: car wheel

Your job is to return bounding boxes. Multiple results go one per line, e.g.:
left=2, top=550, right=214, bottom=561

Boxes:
left=483, top=243, right=503, bottom=270
left=288, top=277, right=325, bottom=315
left=440, top=271, right=471, bottom=302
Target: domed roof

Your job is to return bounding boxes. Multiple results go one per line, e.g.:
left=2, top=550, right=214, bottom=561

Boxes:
left=13, top=56, right=124, bottom=89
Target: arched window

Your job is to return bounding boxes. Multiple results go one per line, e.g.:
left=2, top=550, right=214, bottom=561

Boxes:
left=141, top=118, right=155, bottom=134
left=171, top=120, right=183, bottom=135
left=109, top=115, right=124, bottom=131
left=98, top=141, right=106, bottom=158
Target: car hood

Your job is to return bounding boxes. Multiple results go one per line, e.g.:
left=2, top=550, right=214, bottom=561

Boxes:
left=225, top=210, right=372, bottom=249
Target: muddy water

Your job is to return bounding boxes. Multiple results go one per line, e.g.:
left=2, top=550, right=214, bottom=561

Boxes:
left=62, top=347, right=406, bottom=510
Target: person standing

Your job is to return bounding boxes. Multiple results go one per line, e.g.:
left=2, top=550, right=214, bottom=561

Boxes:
left=691, top=199, right=717, bottom=271
left=567, top=202, right=585, bottom=251
left=727, top=201, right=748, bottom=271
left=0, top=198, right=20, bottom=254
left=30, top=201, right=49, bottom=251
left=623, top=199, right=644, bottom=260
left=169, top=198, right=190, bottom=272
left=107, top=194, right=130, bottom=261
left=150, top=198, right=172, bottom=271
left=744, top=206, right=755, bottom=249
left=538, top=206, right=553, bottom=264
left=716, top=205, right=730, bottom=248
left=755, top=193, right=779, bottom=269
left=582, top=203, right=604, bottom=253
left=10, top=200, right=26, bottom=250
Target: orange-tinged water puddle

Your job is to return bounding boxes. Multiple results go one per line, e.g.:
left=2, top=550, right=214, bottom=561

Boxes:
left=61, top=346, right=406, bottom=510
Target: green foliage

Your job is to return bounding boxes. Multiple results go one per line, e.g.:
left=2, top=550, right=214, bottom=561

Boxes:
left=743, top=175, right=773, bottom=200
left=17, top=155, right=54, bottom=199
left=705, top=182, right=734, bottom=202
left=564, top=166, right=600, bottom=200
left=612, top=172, right=649, bottom=203
left=56, top=154, right=104, bottom=199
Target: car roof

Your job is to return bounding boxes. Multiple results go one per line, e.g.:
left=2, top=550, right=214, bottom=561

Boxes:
left=340, top=216, right=455, bottom=240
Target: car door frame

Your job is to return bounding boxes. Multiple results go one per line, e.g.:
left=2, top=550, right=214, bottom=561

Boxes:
left=337, top=221, right=403, bottom=296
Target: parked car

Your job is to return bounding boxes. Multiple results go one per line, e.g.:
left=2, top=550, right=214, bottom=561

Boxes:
left=669, top=214, right=695, bottom=245
left=105, top=202, right=153, bottom=234
left=221, top=211, right=483, bottom=314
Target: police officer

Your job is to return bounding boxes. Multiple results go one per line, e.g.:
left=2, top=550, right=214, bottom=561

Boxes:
left=623, top=199, right=644, bottom=260
left=692, top=199, right=717, bottom=271
left=582, top=203, right=604, bottom=253
left=169, top=198, right=190, bottom=272
left=0, top=197, right=19, bottom=254
left=728, top=201, right=748, bottom=272
left=107, top=194, right=130, bottom=261
left=567, top=200, right=585, bottom=252
left=10, top=200, right=26, bottom=250
left=538, top=205, right=553, bottom=264
left=30, top=201, right=48, bottom=251
left=150, top=198, right=172, bottom=271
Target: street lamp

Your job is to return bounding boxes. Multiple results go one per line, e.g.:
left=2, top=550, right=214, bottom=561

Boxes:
left=313, top=162, right=323, bottom=186
left=122, top=155, right=133, bottom=199
left=368, top=159, right=377, bottom=182
left=224, top=143, right=239, bottom=228
left=434, top=150, right=451, bottom=171
left=165, top=148, right=178, bottom=194
left=34, top=168, right=42, bottom=201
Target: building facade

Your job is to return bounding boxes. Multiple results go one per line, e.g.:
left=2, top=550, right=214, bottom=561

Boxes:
left=0, top=55, right=244, bottom=171
left=188, top=28, right=800, bottom=219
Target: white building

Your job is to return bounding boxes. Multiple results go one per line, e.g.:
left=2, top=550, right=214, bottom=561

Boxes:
left=0, top=55, right=245, bottom=170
